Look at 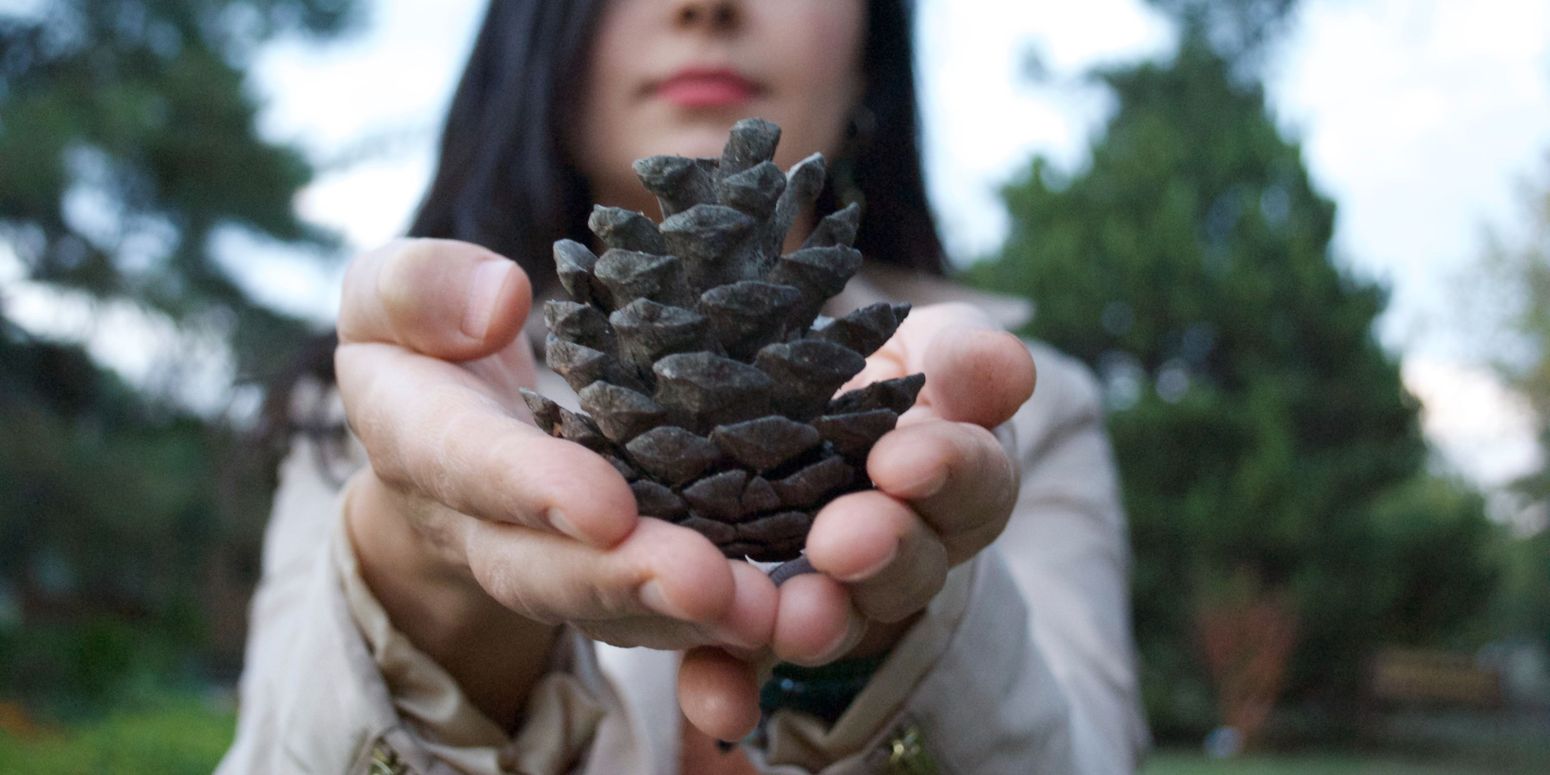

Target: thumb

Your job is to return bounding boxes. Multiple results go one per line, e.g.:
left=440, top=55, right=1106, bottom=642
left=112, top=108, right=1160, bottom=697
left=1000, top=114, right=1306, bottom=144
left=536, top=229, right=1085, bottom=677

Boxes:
left=338, top=238, right=533, bottom=361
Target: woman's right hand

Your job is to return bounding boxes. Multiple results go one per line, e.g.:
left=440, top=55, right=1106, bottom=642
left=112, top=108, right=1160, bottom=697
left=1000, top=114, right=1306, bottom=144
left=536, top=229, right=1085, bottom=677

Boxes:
left=334, top=239, right=776, bottom=730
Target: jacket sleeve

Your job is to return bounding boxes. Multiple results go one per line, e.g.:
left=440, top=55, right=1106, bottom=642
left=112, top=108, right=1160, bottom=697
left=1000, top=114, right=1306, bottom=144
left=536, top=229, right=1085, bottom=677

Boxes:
left=216, top=426, right=411, bottom=774
left=749, top=341, right=1148, bottom=774
left=216, top=403, right=634, bottom=775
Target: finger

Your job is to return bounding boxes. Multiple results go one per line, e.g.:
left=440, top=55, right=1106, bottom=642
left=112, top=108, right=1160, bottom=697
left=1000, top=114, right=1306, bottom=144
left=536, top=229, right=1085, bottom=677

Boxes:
left=338, top=238, right=532, bottom=361
left=805, top=490, right=950, bottom=623
left=837, top=303, right=1035, bottom=428
left=837, top=302, right=994, bottom=393
left=920, top=325, right=1035, bottom=428
left=578, top=559, right=777, bottom=651
left=714, top=560, right=779, bottom=649
left=771, top=573, right=865, bottom=666
left=679, top=647, right=761, bottom=741
left=575, top=617, right=729, bottom=651
left=868, top=420, right=1017, bottom=563
left=464, top=517, right=739, bottom=628
left=337, top=343, right=636, bottom=546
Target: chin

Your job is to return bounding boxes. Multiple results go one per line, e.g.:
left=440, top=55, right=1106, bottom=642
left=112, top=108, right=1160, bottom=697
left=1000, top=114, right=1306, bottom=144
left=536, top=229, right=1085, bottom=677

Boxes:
left=670, top=129, right=736, bottom=161
left=646, top=115, right=749, bottom=160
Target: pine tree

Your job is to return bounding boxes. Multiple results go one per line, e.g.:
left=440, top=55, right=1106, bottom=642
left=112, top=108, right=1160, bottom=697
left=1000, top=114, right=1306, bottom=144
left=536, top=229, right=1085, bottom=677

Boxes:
left=0, top=0, right=359, bottom=377
left=968, top=27, right=1495, bottom=736
left=0, top=0, right=359, bottom=709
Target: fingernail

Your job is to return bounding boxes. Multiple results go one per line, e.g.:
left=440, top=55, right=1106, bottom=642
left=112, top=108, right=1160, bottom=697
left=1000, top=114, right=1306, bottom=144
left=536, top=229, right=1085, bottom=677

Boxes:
left=639, top=580, right=688, bottom=619
left=903, top=467, right=948, bottom=500
left=461, top=260, right=512, bottom=339
left=837, top=543, right=898, bottom=583
left=814, top=616, right=865, bottom=664
left=545, top=508, right=583, bottom=542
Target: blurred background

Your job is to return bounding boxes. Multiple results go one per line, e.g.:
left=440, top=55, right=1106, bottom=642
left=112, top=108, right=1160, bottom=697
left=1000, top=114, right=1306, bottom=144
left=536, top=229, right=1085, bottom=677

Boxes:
left=1, top=0, right=1547, bottom=771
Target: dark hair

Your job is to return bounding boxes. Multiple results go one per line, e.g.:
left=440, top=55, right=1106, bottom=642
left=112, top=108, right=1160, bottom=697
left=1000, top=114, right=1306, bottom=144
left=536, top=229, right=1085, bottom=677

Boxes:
left=407, top=0, right=947, bottom=293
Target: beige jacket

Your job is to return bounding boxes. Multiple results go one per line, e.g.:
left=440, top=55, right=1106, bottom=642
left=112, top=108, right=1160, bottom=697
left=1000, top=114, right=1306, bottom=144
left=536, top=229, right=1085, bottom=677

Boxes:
left=218, top=269, right=1148, bottom=774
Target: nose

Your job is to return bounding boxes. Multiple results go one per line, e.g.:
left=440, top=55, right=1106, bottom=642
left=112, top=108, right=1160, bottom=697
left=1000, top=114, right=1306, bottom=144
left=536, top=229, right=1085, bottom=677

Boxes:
left=674, top=0, right=740, bottom=32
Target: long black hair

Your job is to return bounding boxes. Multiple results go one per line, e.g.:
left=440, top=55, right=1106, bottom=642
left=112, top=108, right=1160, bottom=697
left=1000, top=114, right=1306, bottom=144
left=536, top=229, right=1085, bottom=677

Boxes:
left=407, top=0, right=947, bottom=294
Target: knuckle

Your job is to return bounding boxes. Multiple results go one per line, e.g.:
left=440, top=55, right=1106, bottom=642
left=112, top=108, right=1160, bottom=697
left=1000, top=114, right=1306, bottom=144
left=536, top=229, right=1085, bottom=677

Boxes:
left=413, top=388, right=497, bottom=502
left=470, top=547, right=556, bottom=624
left=341, top=240, right=408, bottom=294
left=339, top=249, right=395, bottom=344
left=365, top=453, right=412, bottom=492
left=484, top=433, right=549, bottom=520
left=586, top=580, right=640, bottom=620
left=345, top=380, right=412, bottom=486
left=377, top=239, right=440, bottom=312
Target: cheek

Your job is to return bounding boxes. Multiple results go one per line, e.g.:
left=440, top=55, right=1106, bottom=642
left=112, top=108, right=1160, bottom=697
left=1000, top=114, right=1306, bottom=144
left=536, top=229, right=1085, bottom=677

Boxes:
left=571, top=1, right=666, bottom=205
left=759, top=5, right=867, bottom=164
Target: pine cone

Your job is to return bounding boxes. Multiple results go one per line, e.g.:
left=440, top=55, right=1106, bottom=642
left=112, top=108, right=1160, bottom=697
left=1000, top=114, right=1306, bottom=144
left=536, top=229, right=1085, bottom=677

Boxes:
left=520, top=119, right=924, bottom=562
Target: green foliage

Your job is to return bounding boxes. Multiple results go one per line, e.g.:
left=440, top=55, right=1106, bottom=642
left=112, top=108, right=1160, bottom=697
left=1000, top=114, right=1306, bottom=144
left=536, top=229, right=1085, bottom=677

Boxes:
left=0, top=618, right=187, bottom=718
left=1485, top=163, right=1550, bottom=431
left=1141, top=0, right=1299, bottom=66
left=1478, top=158, right=1550, bottom=649
left=1491, top=529, right=1550, bottom=649
left=0, top=693, right=235, bottom=774
left=0, top=0, right=358, bottom=714
left=0, top=323, right=267, bottom=711
left=1365, top=478, right=1501, bottom=649
left=968, top=32, right=1501, bottom=737
left=1142, top=750, right=1543, bottom=775
left=0, top=0, right=360, bottom=376
left=1, top=330, right=218, bottom=612
left=1485, top=161, right=1550, bottom=497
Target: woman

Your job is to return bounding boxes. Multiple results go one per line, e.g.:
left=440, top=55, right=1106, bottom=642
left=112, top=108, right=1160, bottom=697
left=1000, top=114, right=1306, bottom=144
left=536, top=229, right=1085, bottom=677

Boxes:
left=221, top=1, right=1146, bottom=772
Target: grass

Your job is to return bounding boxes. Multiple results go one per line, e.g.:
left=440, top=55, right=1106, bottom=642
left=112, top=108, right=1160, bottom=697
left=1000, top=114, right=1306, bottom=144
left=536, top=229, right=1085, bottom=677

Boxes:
left=3, top=696, right=1545, bottom=775
left=0, top=694, right=235, bottom=775
left=1144, top=750, right=1544, bottom=775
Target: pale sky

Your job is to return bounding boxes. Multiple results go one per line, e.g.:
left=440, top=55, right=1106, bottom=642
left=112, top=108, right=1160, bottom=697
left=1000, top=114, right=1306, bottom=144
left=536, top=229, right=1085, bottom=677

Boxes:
left=5, top=0, right=1547, bottom=491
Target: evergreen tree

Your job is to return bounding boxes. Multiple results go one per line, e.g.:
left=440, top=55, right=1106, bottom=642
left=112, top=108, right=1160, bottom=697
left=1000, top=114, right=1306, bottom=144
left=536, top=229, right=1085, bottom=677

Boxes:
left=0, top=0, right=359, bottom=709
left=969, top=27, right=1497, bottom=737
left=0, top=0, right=359, bottom=374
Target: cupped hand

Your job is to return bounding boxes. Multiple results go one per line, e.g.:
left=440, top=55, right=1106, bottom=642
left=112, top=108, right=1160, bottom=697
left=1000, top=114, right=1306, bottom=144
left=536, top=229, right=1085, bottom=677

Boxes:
left=334, top=239, right=776, bottom=724
left=678, top=302, right=1037, bottom=740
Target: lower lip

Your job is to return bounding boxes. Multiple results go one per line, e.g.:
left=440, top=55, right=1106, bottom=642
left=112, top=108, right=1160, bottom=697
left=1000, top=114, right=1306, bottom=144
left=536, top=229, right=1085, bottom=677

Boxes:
left=656, top=78, right=757, bottom=108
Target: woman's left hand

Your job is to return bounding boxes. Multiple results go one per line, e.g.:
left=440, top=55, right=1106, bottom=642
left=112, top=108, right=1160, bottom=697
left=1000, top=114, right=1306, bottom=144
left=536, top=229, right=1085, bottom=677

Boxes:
left=677, top=303, right=1038, bottom=740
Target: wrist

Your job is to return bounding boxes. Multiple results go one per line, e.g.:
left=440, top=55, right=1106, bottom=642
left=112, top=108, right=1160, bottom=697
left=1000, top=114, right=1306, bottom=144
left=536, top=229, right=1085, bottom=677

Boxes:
left=344, top=472, right=559, bottom=728
left=345, top=472, right=494, bottom=615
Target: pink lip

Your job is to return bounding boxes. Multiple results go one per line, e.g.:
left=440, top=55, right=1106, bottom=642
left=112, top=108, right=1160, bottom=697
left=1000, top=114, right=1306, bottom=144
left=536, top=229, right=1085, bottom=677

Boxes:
left=653, top=67, right=761, bottom=108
